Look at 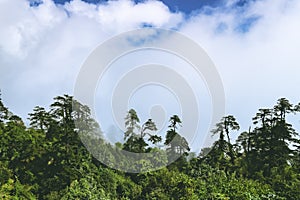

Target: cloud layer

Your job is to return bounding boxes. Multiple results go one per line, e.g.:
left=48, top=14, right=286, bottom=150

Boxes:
left=1, top=0, right=300, bottom=149
left=0, top=0, right=182, bottom=115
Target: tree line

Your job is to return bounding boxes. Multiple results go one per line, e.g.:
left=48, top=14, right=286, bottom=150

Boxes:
left=0, top=92, right=299, bottom=199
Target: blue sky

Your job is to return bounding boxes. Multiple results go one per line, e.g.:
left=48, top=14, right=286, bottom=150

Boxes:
left=28, top=0, right=260, bottom=33
left=29, top=0, right=259, bottom=33
left=1, top=0, right=300, bottom=151
left=50, top=0, right=226, bottom=13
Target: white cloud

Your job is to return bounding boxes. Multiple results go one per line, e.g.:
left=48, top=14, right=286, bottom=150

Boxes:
left=180, top=0, right=300, bottom=133
left=0, top=0, right=182, bottom=117
left=0, top=0, right=300, bottom=149
left=65, top=0, right=183, bottom=33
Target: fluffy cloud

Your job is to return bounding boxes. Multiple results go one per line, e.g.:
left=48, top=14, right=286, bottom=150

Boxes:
left=1, top=0, right=300, bottom=149
left=0, top=0, right=182, bottom=117
left=181, top=0, right=300, bottom=131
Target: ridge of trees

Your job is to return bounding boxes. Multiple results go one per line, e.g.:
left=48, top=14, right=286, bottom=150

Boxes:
left=0, top=93, right=299, bottom=199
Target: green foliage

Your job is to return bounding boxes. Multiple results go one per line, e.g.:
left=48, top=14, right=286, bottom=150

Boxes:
left=61, top=177, right=109, bottom=200
left=124, top=109, right=140, bottom=140
left=0, top=178, right=35, bottom=199
left=0, top=94, right=299, bottom=199
left=123, top=109, right=161, bottom=153
left=0, top=92, right=9, bottom=123
left=165, top=115, right=190, bottom=158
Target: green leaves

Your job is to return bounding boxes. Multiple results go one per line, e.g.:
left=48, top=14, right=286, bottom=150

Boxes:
left=123, top=109, right=162, bottom=153
left=124, top=109, right=140, bottom=140
left=212, top=115, right=240, bottom=144
left=28, top=106, right=52, bottom=131
left=165, top=115, right=190, bottom=154
left=0, top=92, right=9, bottom=123
left=0, top=92, right=300, bottom=199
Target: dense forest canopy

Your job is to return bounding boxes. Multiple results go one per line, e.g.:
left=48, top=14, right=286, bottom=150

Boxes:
left=0, top=92, right=299, bottom=199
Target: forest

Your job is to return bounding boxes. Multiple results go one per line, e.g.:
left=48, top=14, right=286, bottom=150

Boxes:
left=0, top=92, right=299, bottom=199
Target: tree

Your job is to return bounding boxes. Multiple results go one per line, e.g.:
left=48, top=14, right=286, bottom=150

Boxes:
left=50, top=95, right=73, bottom=123
left=28, top=106, right=52, bottom=132
left=141, top=119, right=157, bottom=137
left=251, top=99, right=298, bottom=176
left=1, top=91, right=300, bottom=199
left=123, top=109, right=146, bottom=153
left=123, top=110, right=161, bottom=153
left=274, top=98, right=293, bottom=121
left=213, top=115, right=240, bottom=145
left=0, top=91, right=9, bottom=122
left=165, top=115, right=190, bottom=155
left=124, top=109, right=140, bottom=140
left=210, top=115, right=240, bottom=166
left=164, top=115, right=190, bottom=172
left=142, top=119, right=162, bottom=146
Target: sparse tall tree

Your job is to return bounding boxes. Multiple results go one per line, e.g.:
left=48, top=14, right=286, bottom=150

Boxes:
left=0, top=91, right=9, bottom=122
left=28, top=106, right=52, bottom=132
left=124, top=109, right=140, bottom=140
left=165, top=115, right=190, bottom=155
left=123, top=109, right=161, bottom=152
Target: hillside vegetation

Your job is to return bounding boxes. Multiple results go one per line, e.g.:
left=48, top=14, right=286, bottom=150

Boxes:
left=0, top=93, right=299, bottom=199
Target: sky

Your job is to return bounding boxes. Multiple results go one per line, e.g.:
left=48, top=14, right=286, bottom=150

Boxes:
left=1, top=0, right=300, bottom=151
left=51, top=0, right=227, bottom=13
